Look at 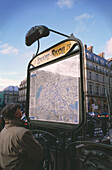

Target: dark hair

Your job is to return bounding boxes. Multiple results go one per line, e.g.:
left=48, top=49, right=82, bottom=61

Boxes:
left=1, top=104, right=21, bottom=120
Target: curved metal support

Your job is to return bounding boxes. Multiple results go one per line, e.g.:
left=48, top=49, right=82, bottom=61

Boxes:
left=36, top=39, right=40, bottom=56
left=31, top=129, right=60, bottom=142
left=31, top=130, right=61, bottom=170
left=68, top=34, right=86, bottom=139
left=49, top=28, right=70, bottom=38
left=66, top=141, right=112, bottom=150
left=65, top=140, right=112, bottom=170
left=82, top=149, right=112, bottom=170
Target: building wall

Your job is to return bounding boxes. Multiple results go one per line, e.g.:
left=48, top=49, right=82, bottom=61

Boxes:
left=19, top=46, right=112, bottom=115
left=0, top=92, right=5, bottom=111
left=85, top=46, right=112, bottom=114
left=18, top=78, right=27, bottom=112
left=0, top=86, right=19, bottom=111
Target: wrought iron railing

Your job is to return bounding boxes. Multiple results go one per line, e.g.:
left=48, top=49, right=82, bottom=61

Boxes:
left=30, top=117, right=112, bottom=170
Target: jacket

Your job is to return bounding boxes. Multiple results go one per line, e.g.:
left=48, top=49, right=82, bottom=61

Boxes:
left=0, top=118, right=43, bottom=170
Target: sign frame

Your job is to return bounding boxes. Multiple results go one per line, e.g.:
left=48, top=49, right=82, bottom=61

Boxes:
left=26, top=37, right=85, bottom=131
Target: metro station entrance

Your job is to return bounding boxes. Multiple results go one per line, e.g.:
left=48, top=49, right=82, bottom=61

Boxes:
left=25, top=25, right=112, bottom=170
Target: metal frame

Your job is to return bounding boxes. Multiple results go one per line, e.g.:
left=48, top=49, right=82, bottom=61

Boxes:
left=26, top=36, right=86, bottom=132
left=25, top=26, right=112, bottom=170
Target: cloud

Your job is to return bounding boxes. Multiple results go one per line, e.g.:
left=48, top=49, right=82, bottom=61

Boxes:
left=105, top=37, right=112, bottom=58
left=57, top=0, right=74, bottom=8
left=74, top=13, right=94, bottom=22
left=23, top=51, right=35, bottom=59
left=0, top=43, right=19, bottom=55
left=0, top=71, right=20, bottom=76
left=0, top=78, right=20, bottom=91
left=74, top=13, right=94, bottom=33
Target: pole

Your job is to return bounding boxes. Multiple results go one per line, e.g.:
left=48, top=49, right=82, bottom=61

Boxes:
left=49, top=29, right=70, bottom=38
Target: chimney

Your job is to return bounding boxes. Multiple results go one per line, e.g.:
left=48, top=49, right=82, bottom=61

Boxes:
left=108, top=58, right=112, bottom=61
left=98, top=52, right=105, bottom=58
left=84, top=44, right=87, bottom=49
left=87, top=46, right=93, bottom=53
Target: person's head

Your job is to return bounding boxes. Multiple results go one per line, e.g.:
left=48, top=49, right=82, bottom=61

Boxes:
left=1, top=104, right=22, bottom=120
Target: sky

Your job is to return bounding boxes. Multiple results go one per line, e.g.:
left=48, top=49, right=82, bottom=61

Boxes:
left=0, top=0, right=112, bottom=91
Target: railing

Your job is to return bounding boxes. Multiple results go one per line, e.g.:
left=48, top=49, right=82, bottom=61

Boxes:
left=30, top=118, right=111, bottom=170
left=86, top=64, right=110, bottom=76
left=86, top=91, right=106, bottom=97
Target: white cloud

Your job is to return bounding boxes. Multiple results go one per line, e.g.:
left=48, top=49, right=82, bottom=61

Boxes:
left=0, top=71, right=20, bottom=76
left=0, top=43, right=19, bottom=55
left=57, top=0, right=74, bottom=8
left=0, top=78, right=20, bottom=91
left=105, top=37, right=112, bottom=58
left=74, top=13, right=94, bottom=21
left=74, top=13, right=94, bottom=33
left=23, top=51, right=35, bottom=59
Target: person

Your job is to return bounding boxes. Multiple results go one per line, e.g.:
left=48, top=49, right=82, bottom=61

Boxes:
left=0, top=104, right=43, bottom=170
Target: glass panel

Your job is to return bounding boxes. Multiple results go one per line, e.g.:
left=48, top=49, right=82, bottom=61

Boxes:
left=29, top=54, right=80, bottom=124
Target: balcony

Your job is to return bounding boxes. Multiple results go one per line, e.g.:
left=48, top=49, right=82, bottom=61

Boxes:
left=86, top=64, right=107, bottom=75
left=86, top=91, right=93, bottom=95
left=86, top=91, right=106, bottom=97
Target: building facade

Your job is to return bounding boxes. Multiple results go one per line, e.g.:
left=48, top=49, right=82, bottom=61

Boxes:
left=0, top=86, right=19, bottom=111
left=18, top=78, right=27, bottom=112
left=84, top=45, right=112, bottom=114
left=18, top=45, right=112, bottom=115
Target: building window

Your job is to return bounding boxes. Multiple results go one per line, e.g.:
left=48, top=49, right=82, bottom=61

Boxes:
left=96, top=86, right=99, bottom=95
left=103, top=76, right=104, bottom=83
left=96, top=74, right=98, bottom=82
left=89, top=85, right=92, bottom=94
left=102, top=87, right=105, bottom=95
left=89, top=71, right=91, bottom=80
left=7, top=96, right=9, bottom=103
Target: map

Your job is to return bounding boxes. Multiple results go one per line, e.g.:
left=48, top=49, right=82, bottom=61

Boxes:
left=29, top=54, right=80, bottom=124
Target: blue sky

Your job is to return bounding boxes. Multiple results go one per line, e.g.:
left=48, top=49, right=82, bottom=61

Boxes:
left=0, top=0, right=112, bottom=91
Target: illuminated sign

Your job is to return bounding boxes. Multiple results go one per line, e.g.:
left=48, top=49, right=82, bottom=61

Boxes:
left=29, top=54, right=80, bottom=125
left=31, top=40, right=77, bottom=67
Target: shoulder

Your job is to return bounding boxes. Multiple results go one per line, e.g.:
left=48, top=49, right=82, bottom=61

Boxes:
left=4, top=126, right=31, bottom=140
left=13, top=126, right=30, bottom=138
